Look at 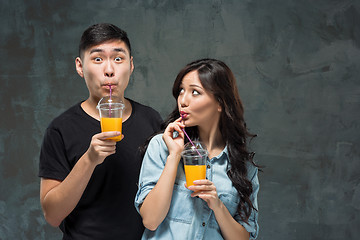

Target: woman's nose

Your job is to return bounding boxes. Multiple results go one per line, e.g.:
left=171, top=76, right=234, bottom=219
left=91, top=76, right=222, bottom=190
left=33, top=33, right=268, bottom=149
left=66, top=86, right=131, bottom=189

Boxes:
left=179, top=93, right=189, bottom=107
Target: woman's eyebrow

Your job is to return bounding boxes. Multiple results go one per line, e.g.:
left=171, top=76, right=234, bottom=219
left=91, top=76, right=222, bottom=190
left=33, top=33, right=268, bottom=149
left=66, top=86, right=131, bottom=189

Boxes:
left=189, top=84, right=203, bottom=89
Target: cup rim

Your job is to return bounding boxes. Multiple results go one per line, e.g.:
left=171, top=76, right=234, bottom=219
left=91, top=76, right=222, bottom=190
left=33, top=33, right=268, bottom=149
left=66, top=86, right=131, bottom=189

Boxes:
left=97, top=96, right=125, bottom=109
left=97, top=102, right=125, bottom=109
left=181, top=148, right=208, bottom=158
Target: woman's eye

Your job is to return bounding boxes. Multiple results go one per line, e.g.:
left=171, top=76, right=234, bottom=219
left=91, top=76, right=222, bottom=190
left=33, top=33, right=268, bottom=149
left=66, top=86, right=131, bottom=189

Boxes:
left=192, top=90, right=200, bottom=95
left=179, top=88, right=185, bottom=94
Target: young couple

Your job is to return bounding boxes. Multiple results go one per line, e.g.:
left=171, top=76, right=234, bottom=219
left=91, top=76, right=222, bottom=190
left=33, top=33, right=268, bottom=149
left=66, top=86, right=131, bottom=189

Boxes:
left=39, top=23, right=259, bottom=240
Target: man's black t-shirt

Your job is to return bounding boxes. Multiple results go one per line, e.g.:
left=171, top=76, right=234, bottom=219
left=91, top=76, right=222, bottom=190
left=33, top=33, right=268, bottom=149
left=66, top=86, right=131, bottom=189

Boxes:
left=39, top=99, right=162, bottom=240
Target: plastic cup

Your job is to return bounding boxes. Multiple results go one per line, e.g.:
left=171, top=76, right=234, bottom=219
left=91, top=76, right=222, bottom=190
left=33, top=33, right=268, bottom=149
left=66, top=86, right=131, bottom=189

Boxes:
left=181, top=141, right=208, bottom=187
left=97, top=96, right=124, bottom=142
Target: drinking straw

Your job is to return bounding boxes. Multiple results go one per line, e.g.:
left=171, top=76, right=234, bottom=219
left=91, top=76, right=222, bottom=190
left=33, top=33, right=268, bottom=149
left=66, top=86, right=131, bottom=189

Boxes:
left=109, top=84, right=112, bottom=100
left=180, top=114, right=202, bottom=157
left=109, top=84, right=112, bottom=117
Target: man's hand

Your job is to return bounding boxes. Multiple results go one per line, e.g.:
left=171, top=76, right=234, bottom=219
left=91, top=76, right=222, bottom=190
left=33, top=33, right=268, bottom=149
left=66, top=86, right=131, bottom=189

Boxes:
left=86, top=131, right=123, bottom=165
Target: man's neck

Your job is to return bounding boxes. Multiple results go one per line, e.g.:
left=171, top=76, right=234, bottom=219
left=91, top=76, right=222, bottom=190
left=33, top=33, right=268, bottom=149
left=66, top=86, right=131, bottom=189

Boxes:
left=81, top=98, right=100, bottom=120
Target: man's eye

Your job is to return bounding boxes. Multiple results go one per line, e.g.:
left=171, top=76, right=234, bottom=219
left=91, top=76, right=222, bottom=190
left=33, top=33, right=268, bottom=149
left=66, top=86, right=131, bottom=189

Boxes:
left=94, top=57, right=102, bottom=62
left=115, top=57, right=122, bottom=62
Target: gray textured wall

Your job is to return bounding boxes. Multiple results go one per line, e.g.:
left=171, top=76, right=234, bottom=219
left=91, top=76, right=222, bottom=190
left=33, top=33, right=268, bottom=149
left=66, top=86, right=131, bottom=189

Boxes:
left=0, top=0, right=359, bottom=239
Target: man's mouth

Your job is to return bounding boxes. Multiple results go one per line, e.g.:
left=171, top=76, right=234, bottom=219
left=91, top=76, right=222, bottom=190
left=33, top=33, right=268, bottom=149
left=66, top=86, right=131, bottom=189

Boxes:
left=102, top=84, right=117, bottom=89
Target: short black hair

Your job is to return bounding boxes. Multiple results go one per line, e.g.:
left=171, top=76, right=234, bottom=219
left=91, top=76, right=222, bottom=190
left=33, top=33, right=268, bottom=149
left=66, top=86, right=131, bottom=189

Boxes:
left=78, top=23, right=132, bottom=58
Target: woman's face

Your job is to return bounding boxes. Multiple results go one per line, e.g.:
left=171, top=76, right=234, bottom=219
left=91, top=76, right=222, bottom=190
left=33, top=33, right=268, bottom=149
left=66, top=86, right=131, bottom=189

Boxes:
left=177, top=70, right=221, bottom=129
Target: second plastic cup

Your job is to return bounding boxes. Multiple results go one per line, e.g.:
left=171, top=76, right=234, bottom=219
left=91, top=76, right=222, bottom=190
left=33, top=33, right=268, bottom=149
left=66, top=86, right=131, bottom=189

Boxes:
left=97, top=96, right=125, bottom=142
left=181, top=141, right=208, bottom=187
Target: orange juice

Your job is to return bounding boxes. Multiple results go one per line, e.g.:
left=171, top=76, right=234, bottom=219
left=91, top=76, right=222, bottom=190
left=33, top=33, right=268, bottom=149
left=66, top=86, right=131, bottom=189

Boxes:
left=184, top=165, right=206, bottom=187
left=100, top=117, right=122, bottom=141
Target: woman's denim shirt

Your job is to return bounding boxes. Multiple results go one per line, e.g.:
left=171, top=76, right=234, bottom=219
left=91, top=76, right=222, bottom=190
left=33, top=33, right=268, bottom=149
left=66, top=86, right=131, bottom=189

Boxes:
left=135, top=134, right=259, bottom=239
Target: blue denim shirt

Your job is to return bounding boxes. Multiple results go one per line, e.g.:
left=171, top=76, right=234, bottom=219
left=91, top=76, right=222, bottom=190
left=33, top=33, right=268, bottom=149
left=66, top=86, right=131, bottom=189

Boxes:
left=135, top=134, right=259, bottom=239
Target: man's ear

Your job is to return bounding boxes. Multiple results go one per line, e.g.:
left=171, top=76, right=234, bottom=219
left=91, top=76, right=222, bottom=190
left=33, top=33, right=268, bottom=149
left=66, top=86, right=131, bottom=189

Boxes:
left=130, top=56, right=134, bottom=74
left=75, top=57, right=84, bottom=78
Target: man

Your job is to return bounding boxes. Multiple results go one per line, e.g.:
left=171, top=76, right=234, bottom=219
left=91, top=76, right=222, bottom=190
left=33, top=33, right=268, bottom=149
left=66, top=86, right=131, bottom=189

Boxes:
left=39, top=23, right=162, bottom=239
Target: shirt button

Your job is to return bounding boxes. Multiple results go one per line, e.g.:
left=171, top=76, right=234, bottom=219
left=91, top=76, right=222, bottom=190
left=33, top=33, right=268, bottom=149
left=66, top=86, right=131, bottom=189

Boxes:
left=202, top=222, right=206, bottom=227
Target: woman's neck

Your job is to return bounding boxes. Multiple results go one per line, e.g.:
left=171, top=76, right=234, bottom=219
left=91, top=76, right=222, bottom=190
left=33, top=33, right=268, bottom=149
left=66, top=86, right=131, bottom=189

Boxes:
left=198, top=126, right=225, bottom=159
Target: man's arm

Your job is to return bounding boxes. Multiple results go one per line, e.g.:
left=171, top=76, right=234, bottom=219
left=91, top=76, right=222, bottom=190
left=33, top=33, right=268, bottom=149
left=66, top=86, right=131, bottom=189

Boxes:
left=40, top=131, right=121, bottom=227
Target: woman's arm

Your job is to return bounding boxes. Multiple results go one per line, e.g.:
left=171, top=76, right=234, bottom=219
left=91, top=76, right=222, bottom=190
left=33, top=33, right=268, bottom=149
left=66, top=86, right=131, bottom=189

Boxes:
left=139, top=153, right=181, bottom=231
left=212, top=201, right=250, bottom=240
left=139, top=117, right=185, bottom=231
left=188, top=180, right=250, bottom=240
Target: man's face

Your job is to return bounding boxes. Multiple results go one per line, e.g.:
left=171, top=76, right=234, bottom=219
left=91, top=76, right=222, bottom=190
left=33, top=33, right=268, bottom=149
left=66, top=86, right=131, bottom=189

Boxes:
left=76, top=40, right=134, bottom=103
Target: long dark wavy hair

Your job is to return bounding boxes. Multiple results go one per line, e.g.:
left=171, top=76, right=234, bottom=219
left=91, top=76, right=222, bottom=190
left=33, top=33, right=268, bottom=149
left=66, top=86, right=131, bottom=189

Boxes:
left=162, top=58, right=259, bottom=223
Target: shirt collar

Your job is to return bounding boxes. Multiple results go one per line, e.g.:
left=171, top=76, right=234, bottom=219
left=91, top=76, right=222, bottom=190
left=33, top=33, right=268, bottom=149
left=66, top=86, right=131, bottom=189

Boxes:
left=209, top=145, right=232, bottom=171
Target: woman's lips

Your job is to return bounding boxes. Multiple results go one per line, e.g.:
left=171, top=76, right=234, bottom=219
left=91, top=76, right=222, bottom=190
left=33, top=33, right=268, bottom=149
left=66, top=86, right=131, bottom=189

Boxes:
left=180, top=112, right=188, bottom=118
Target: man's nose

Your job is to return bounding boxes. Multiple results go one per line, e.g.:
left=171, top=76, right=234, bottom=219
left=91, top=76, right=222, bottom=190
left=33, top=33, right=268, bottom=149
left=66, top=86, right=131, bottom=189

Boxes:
left=104, top=61, right=115, bottom=77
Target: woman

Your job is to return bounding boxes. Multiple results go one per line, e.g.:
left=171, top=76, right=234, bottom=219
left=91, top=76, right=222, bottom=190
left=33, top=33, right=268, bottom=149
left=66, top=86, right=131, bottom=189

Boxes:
left=135, top=59, right=259, bottom=239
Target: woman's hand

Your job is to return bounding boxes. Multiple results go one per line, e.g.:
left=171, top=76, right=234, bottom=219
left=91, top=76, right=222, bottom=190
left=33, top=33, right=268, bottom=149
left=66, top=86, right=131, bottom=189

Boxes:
left=187, top=179, right=222, bottom=211
left=162, top=117, right=185, bottom=157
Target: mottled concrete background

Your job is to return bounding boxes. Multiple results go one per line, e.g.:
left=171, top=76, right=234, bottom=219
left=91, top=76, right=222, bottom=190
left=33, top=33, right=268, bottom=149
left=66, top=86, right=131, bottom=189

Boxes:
left=0, top=0, right=359, bottom=239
